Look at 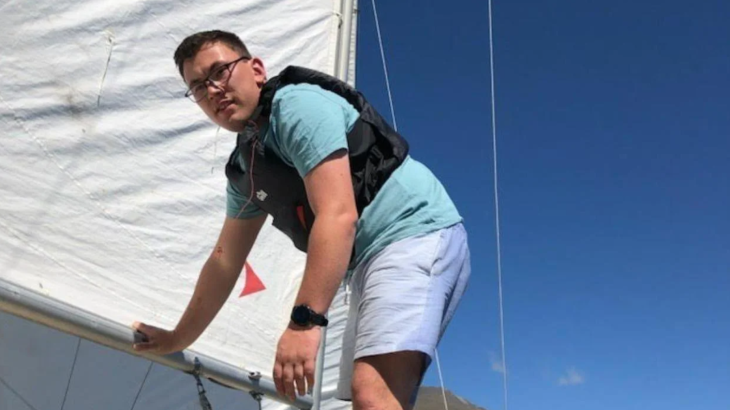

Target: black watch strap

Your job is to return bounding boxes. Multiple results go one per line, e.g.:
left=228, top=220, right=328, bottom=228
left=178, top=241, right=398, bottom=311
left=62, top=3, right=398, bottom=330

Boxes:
left=291, top=304, right=329, bottom=327
left=310, top=311, right=328, bottom=327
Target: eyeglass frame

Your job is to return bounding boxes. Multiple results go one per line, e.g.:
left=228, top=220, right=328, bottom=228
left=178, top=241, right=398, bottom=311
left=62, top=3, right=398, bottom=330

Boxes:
left=184, top=56, right=250, bottom=102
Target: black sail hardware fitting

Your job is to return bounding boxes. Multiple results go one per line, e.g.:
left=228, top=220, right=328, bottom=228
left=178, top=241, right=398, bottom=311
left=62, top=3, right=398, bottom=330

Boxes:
left=248, top=371, right=264, bottom=410
left=193, top=357, right=213, bottom=410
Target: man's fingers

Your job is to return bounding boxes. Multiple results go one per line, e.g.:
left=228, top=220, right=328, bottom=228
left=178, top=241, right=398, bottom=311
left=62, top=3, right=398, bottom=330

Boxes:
left=133, top=340, right=158, bottom=352
left=132, top=321, right=153, bottom=336
left=304, top=360, right=315, bottom=395
left=294, top=363, right=306, bottom=396
left=282, top=364, right=295, bottom=400
left=273, top=362, right=284, bottom=397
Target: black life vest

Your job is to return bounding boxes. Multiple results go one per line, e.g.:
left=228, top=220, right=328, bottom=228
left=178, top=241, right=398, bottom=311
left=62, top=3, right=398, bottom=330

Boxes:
left=225, top=66, right=409, bottom=256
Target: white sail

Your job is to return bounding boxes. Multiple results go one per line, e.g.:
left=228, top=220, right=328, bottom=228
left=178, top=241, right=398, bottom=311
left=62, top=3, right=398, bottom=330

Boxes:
left=0, top=0, right=356, bottom=408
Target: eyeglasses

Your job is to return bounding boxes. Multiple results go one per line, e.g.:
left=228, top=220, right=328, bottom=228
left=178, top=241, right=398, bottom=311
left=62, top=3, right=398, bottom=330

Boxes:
left=184, top=56, right=250, bottom=102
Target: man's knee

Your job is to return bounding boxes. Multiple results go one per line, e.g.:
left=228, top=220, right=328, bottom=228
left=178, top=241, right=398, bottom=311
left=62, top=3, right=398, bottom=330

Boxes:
left=351, top=351, right=426, bottom=410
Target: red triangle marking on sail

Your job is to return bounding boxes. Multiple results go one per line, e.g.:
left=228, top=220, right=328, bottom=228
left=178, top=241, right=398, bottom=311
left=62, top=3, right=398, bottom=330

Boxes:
left=240, top=261, right=266, bottom=297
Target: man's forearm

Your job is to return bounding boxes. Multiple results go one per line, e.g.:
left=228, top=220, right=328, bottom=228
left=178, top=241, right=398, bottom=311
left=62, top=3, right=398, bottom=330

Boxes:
left=171, top=215, right=265, bottom=349
left=294, top=212, right=356, bottom=315
left=173, top=257, right=241, bottom=348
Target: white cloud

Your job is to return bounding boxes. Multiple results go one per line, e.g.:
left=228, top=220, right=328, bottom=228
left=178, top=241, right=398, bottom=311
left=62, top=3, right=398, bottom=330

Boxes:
left=489, top=352, right=505, bottom=373
left=558, top=367, right=585, bottom=386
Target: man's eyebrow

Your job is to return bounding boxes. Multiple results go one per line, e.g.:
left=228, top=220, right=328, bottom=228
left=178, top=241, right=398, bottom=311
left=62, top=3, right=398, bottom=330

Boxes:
left=189, top=61, right=225, bottom=86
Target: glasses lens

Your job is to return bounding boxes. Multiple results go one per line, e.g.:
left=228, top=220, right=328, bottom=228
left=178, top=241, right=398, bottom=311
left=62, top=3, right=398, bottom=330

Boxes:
left=186, top=58, right=245, bottom=102
left=187, top=85, right=206, bottom=102
left=209, top=65, right=230, bottom=84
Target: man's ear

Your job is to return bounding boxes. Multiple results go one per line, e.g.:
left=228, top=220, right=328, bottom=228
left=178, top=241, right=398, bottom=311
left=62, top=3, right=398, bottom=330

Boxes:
left=250, top=57, right=267, bottom=88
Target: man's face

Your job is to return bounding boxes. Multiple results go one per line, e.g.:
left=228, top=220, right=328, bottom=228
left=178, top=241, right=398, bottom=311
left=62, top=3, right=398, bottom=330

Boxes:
left=182, top=42, right=267, bottom=132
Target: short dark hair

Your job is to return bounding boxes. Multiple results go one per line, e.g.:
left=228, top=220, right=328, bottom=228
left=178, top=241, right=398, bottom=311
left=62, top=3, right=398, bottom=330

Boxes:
left=174, top=30, right=251, bottom=79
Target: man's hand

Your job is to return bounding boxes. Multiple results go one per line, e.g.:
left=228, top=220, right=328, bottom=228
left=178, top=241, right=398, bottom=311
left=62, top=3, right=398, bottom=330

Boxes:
left=132, top=321, right=184, bottom=355
left=273, top=324, right=322, bottom=401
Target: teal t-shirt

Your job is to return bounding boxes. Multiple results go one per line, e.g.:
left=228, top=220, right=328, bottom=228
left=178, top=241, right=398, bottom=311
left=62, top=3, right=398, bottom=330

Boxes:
left=227, top=83, right=462, bottom=266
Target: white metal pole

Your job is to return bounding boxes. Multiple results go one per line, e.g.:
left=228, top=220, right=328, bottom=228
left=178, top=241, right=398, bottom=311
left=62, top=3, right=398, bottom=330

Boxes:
left=335, top=0, right=357, bottom=81
left=311, top=316, right=328, bottom=409
left=0, top=278, right=337, bottom=409
left=309, top=2, right=358, bottom=408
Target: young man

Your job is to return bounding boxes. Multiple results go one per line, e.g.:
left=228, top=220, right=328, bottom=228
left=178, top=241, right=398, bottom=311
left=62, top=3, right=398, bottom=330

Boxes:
left=132, top=30, right=470, bottom=410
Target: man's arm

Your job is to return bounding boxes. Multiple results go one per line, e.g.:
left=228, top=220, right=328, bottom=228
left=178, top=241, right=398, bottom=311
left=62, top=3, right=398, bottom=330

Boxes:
left=133, top=213, right=267, bottom=354
left=270, top=87, right=359, bottom=399
left=295, top=149, right=358, bottom=314
left=273, top=149, right=358, bottom=399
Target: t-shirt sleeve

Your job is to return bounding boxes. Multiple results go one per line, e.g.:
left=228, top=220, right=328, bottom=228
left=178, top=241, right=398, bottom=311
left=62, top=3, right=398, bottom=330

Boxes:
left=226, top=180, right=265, bottom=219
left=271, top=88, right=352, bottom=177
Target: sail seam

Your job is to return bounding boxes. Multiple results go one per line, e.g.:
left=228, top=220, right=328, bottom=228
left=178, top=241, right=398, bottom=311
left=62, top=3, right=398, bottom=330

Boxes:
left=0, top=215, right=156, bottom=317
left=0, top=93, right=184, bottom=290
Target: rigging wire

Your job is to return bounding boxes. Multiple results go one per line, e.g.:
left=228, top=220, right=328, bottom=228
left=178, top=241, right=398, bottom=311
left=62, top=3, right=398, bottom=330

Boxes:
left=370, top=1, right=510, bottom=409
left=129, top=362, right=154, bottom=410
left=487, top=0, right=510, bottom=409
left=370, top=0, right=398, bottom=130
left=369, top=1, right=449, bottom=407
left=434, top=350, right=450, bottom=410
left=0, top=375, right=40, bottom=410
left=60, top=338, right=82, bottom=410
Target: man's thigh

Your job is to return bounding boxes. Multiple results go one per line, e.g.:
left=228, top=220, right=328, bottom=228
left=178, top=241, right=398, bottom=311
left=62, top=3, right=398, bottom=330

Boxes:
left=337, top=223, right=471, bottom=401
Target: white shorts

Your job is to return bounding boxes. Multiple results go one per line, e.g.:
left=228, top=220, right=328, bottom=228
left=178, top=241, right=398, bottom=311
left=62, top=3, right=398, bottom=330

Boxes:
left=336, top=223, right=471, bottom=400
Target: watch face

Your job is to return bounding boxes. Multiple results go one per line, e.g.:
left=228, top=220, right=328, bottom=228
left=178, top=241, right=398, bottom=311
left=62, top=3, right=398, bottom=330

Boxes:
left=292, top=305, right=311, bottom=325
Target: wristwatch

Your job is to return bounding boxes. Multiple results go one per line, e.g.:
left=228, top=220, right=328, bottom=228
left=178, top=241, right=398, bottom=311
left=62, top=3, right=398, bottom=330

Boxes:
left=290, top=304, right=329, bottom=327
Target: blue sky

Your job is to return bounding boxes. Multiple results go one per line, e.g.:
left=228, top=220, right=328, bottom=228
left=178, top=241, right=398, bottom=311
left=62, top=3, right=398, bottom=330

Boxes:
left=355, top=1, right=729, bottom=409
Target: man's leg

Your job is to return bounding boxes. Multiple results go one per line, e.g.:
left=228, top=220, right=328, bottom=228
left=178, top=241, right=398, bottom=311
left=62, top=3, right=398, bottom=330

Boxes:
left=336, top=223, right=471, bottom=407
left=351, top=351, right=425, bottom=410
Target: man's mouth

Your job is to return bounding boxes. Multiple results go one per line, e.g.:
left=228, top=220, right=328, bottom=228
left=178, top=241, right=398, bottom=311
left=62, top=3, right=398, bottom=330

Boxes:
left=216, top=100, right=233, bottom=113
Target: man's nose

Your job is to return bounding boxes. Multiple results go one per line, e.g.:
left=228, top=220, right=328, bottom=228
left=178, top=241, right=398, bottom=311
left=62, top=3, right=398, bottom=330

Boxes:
left=206, top=81, right=225, bottom=98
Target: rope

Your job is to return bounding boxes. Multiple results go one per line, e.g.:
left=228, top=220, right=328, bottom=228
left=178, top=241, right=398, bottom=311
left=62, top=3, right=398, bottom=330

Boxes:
left=434, top=350, right=450, bottom=410
left=235, top=128, right=260, bottom=219
left=370, top=0, right=398, bottom=130
left=487, top=0, right=509, bottom=409
left=60, top=338, right=82, bottom=410
left=129, top=362, right=154, bottom=410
